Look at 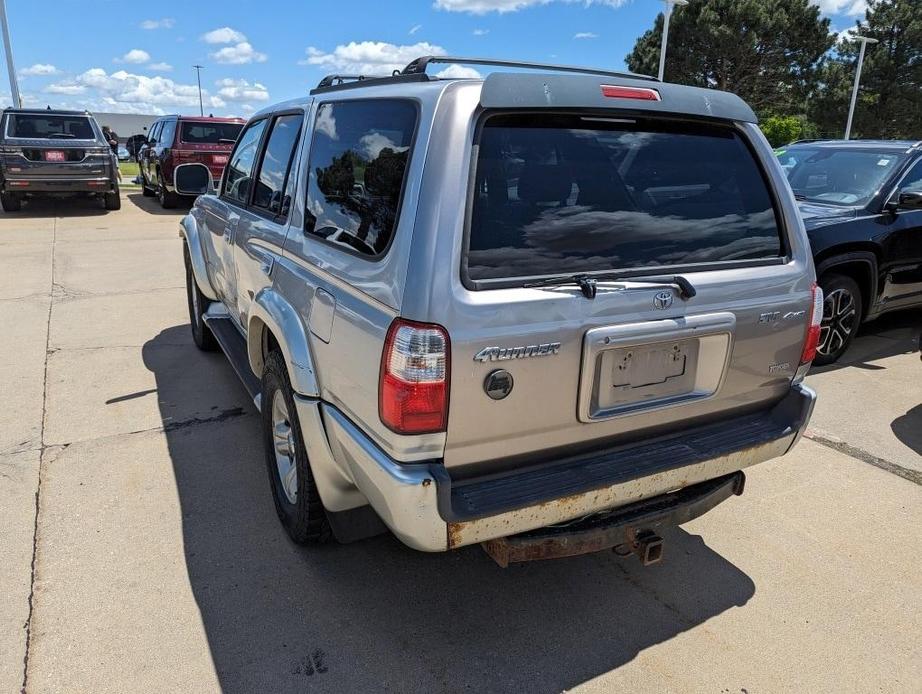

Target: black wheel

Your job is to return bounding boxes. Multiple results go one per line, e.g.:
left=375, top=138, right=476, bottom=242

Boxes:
left=262, top=350, right=332, bottom=545
left=141, top=177, right=155, bottom=196
left=1, top=192, right=22, bottom=212
left=183, top=244, right=218, bottom=351
left=157, top=173, right=178, bottom=209
left=104, top=189, right=121, bottom=210
left=815, top=274, right=863, bottom=366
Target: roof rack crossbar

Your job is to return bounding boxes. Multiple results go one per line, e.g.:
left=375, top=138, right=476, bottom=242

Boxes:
left=316, top=74, right=386, bottom=89
left=401, top=55, right=657, bottom=82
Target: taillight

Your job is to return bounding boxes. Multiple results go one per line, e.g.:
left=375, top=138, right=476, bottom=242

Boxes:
left=379, top=319, right=450, bottom=434
left=174, top=151, right=203, bottom=163
left=800, top=282, right=824, bottom=365
left=600, top=84, right=661, bottom=101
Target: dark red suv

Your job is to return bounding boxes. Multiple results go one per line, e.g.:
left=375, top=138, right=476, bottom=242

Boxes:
left=139, top=115, right=244, bottom=208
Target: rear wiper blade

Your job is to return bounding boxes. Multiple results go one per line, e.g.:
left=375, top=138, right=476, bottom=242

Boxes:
left=523, top=273, right=697, bottom=300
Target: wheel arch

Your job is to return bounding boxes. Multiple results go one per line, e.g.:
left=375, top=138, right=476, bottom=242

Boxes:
left=247, top=288, right=319, bottom=397
left=180, top=215, right=218, bottom=301
left=815, top=250, right=878, bottom=320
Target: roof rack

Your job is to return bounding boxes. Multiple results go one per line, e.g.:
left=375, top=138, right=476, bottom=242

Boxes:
left=310, top=72, right=431, bottom=95
left=401, top=55, right=657, bottom=82
left=316, top=74, right=383, bottom=89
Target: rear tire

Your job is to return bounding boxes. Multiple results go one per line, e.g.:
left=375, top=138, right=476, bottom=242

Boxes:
left=183, top=244, right=218, bottom=351
left=141, top=178, right=155, bottom=197
left=104, top=189, right=121, bottom=210
left=1, top=192, right=22, bottom=212
left=158, top=175, right=178, bottom=209
left=815, top=274, right=863, bottom=366
left=262, top=350, right=332, bottom=546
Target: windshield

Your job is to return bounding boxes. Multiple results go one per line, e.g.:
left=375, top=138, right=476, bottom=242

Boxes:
left=466, top=114, right=784, bottom=283
left=777, top=146, right=907, bottom=207
left=180, top=122, right=243, bottom=144
left=7, top=114, right=95, bottom=140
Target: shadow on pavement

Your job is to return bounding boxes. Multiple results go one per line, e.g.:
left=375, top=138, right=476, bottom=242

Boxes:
left=811, top=308, right=922, bottom=375
left=0, top=195, right=111, bottom=218
left=892, top=404, right=922, bottom=456
left=126, top=192, right=193, bottom=216
left=144, top=324, right=755, bottom=693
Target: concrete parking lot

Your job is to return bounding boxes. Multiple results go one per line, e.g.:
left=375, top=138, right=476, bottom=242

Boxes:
left=1, top=193, right=920, bottom=693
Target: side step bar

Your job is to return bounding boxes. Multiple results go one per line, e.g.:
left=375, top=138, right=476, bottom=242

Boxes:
left=203, top=311, right=262, bottom=408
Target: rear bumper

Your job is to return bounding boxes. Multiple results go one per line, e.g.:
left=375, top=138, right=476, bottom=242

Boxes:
left=3, top=177, right=116, bottom=193
left=314, top=384, right=816, bottom=552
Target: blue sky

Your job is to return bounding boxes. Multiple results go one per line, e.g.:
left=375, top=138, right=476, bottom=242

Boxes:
left=3, top=0, right=866, bottom=117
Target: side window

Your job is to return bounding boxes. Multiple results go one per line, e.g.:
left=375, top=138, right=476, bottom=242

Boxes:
left=148, top=121, right=162, bottom=144
left=222, top=119, right=267, bottom=206
left=897, top=160, right=922, bottom=194
left=159, top=119, right=176, bottom=147
left=251, top=113, right=303, bottom=217
left=304, top=100, right=417, bottom=257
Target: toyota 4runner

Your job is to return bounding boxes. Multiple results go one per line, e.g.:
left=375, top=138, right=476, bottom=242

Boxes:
left=180, top=57, right=819, bottom=566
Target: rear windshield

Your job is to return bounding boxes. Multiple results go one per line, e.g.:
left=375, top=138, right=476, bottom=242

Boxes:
left=180, top=122, right=243, bottom=144
left=7, top=114, right=95, bottom=140
left=466, top=114, right=784, bottom=283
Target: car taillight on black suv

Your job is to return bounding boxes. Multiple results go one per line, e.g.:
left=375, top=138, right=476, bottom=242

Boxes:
left=379, top=319, right=450, bottom=434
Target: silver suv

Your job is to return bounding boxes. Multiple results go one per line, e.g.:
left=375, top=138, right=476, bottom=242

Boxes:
left=180, top=57, right=820, bottom=565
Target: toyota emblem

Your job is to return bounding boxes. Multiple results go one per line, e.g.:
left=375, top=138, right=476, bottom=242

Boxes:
left=653, top=291, right=674, bottom=310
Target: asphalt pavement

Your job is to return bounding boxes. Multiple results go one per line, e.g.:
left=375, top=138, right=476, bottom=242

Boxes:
left=1, top=193, right=920, bottom=693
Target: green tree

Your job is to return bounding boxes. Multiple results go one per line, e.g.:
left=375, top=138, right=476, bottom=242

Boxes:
left=626, top=0, right=833, bottom=117
left=761, top=115, right=806, bottom=146
left=811, top=0, right=922, bottom=139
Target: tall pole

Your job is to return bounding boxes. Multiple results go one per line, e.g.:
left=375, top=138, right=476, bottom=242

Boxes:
left=844, top=36, right=878, bottom=140
left=193, top=64, right=204, bottom=117
left=0, top=0, right=21, bottom=107
left=657, top=0, right=688, bottom=82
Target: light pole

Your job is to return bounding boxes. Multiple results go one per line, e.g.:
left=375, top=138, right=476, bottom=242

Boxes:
left=192, top=64, right=204, bottom=117
left=658, top=0, right=688, bottom=82
left=0, top=0, right=21, bottom=107
left=844, top=36, right=878, bottom=140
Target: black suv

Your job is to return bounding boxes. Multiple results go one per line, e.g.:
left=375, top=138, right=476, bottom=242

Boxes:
left=777, top=140, right=922, bottom=364
left=0, top=108, right=120, bottom=211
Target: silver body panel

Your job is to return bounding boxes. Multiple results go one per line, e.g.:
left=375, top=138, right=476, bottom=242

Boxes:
left=182, top=76, right=818, bottom=550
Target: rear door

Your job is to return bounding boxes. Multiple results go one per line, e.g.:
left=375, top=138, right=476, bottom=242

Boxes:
left=201, top=117, right=268, bottom=320
left=437, top=109, right=812, bottom=471
left=177, top=121, right=243, bottom=190
left=233, top=111, right=304, bottom=324
left=2, top=113, right=105, bottom=180
left=879, top=158, right=922, bottom=306
left=141, top=120, right=161, bottom=185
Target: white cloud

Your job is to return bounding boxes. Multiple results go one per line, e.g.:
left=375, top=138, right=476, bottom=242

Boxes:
left=140, top=18, right=174, bottom=30
left=148, top=62, right=173, bottom=72
left=434, top=0, right=626, bottom=14
left=117, top=49, right=151, bottom=64
left=409, top=24, right=423, bottom=35
left=816, top=0, right=868, bottom=16
left=574, top=32, right=598, bottom=39
left=202, top=26, right=247, bottom=44
left=473, top=28, right=490, bottom=35
left=302, top=41, right=446, bottom=74
left=44, top=68, right=225, bottom=112
left=435, top=64, right=482, bottom=78
left=20, top=63, right=58, bottom=77
left=210, top=42, right=267, bottom=64
left=215, top=78, right=270, bottom=101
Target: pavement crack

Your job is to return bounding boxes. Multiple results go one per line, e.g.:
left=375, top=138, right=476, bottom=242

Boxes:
left=804, top=432, right=922, bottom=487
left=21, top=217, right=57, bottom=694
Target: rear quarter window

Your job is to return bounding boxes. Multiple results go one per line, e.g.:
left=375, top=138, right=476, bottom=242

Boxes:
left=304, top=99, right=417, bottom=258
left=465, top=113, right=784, bottom=285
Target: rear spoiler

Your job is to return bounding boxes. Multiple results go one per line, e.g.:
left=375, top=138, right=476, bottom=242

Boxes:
left=479, top=73, right=758, bottom=124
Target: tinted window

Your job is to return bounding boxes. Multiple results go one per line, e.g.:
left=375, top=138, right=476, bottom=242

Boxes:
left=305, top=100, right=416, bottom=257
left=778, top=146, right=908, bottom=207
left=223, top=119, right=267, bottom=205
left=897, top=159, right=922, bottom=194
left=8, top=114, right=95, bottom=140
left=181, top=122, right=243, bottom=144
left=252, top=114, right=302, bottom=216
left=148, top=121, right=162, bottom=143
left=466, top=114, right=783, bottom=283
left=159, top=119, right=176, bottom=146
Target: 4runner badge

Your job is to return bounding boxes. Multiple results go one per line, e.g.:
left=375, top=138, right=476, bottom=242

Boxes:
left=474, top=342, right=561, bottom=363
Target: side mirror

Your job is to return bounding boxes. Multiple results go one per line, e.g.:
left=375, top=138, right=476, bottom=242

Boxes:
left=174, top=163, right=212, bottom=197
left=898, top=191, right=922, bottom=210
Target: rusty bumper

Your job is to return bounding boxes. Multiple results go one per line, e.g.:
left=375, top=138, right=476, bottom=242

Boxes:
left=481, top=471, right=745, bottom=567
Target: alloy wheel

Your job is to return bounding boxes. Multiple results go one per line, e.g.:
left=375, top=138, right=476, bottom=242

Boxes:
left=271, top=390, right=298, bottom=504
left=818, top=288, right=857, bottom=358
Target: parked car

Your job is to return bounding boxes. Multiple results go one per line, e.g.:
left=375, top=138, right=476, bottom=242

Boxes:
left=117, top=145, right=130, bottom=162
left=139, top=115, right=244, bottom=208
left=0, top=107, right=120, bottom=211
left=180, top=57, right=819, bottom=565
left=777, top=140, right=922, bottom=364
